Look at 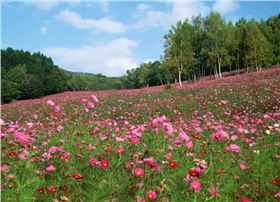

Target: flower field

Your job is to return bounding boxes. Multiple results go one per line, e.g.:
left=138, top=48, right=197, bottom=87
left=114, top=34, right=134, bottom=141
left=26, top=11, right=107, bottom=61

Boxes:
left=1, top=68, right=280, bottom=202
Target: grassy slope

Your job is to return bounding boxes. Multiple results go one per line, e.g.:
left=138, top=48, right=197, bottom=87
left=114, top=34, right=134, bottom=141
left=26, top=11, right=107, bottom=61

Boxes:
left=1, top=67, right=280, bottom=201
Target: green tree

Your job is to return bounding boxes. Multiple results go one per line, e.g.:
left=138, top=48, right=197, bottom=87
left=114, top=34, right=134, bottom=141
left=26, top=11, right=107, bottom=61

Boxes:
left=204, top=12, right=230, bottom=79
left=245, top=20, right=270, bottom=71
left=163, top=20, right=196, bottom=86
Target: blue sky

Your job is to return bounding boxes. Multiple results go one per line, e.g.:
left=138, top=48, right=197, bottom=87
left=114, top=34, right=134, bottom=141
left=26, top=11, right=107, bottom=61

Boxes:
left=2, top=1, right=280, bottom=76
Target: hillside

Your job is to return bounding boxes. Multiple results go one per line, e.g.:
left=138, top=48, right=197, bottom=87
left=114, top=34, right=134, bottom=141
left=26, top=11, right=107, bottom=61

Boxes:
left=1, top=66, right=280, bottom=201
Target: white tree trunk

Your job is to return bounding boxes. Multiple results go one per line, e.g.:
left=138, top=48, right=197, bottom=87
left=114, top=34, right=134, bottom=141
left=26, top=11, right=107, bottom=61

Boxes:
left=178, top=71, right=182, bottom=86
left=218, top=62, right=222, bottom=79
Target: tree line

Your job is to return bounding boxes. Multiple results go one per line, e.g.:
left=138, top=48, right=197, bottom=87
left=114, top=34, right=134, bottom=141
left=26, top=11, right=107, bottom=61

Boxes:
left=1, top=48, right=124, bottom=103
left=1, top=12, right=279, bottom=103
left=162, top=12, right=279, bottom=86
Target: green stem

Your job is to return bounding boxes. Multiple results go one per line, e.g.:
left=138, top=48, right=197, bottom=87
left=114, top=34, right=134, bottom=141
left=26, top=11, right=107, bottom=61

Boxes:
left=194, top=192, right=197, bottom=202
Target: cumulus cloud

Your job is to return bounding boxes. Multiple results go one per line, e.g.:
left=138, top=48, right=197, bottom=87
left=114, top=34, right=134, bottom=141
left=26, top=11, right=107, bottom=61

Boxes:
left=133, top=2, right=210, bottom=29
left=56, top=10, right=127, bottom=34
left=42, top=38, right=138, bottom=77
left=213, top=0, right=239, bottom=14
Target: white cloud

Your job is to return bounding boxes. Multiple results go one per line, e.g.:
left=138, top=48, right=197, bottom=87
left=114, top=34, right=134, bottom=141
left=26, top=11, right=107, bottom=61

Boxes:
left=133, top=2, right=210, bottom=29
left=136, top=3, right=150, bottom=12
left=213, top=0, right=239, bottom=14
left=42, top=38, right=138, bottom=77
left=24, top=1, right=58, bottom=11
left=56, top=10, right=127, bottom=34
left=41, top=26, right=47, bottom=34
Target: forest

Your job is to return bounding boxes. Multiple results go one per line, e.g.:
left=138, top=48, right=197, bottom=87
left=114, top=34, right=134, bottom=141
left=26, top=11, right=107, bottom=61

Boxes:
left=1, top=12, right=279, bottom=103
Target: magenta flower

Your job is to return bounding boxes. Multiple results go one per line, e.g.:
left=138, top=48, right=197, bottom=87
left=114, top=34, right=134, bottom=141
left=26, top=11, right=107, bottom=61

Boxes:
left=54, top=105, right=61, bottom=112
left=48, top=146, right=58, bottom=154
left=60, top=152, right=70, bottom=160
left=133, top=168, right=144, bottom=177
left=190, top=180, right=201, bottom=192
left=87, top=101, right=95, bottom=108
left=146, top=190, right=157, bottom=200
left=89, top=158, right=100, bottom=165
left=14, top=132, right=30, bottom=144
left=46, top=165, right=56, bottom=172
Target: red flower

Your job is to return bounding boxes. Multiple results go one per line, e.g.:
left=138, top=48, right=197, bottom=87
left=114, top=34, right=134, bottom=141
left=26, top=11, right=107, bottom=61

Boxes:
left=8, top=151, right=17, bottom=157
left=218, top=169, right=227, bottom=174
left=38, top=187, right=45, bottom=193
left=188, top=169, right=201, bottom=178
left=100, top=159, right=109, bottom=169
left=70, top=173, right=83, bottom=179
left=240, top=198, right=252, bottom=202
left=60, top=185, right=69, bottom=191
left=191, top=134, right=201, bottom=140
left=105, top=147, right=112, bottom=152
left=271, top=179, right=279, bottom=186
left=47, top=186, right=58, bottom=193
left=201, top=149, right=208, bottom=154
left=168, top=160, right=177, bottom=168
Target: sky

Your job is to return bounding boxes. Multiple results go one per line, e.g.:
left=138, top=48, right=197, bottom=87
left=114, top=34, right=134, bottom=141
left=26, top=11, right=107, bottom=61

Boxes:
left=2, top=1, right=280, bottom=77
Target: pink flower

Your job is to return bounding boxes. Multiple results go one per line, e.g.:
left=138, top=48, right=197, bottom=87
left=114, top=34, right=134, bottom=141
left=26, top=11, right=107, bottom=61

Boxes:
left=60, top=152, right=70, bottom=160
left=14, top=132, right=30, bottom=144
left=48, top=146, right=58, bottom=154
left=211, top=130, right=229, bottom=141
left=194, top=127, right=203, bottom=133
left=89, top=158, right=100, bottom=165
left=116, top=137, right=125, bottom=142
left=56, top=125, right=63, bottom=132
left=231, top=135, right=239, bottom=141
left=226, top=144, right=241, bottom=153
left=1, top=164, right=10, bottom=172
left=116, top=147, right=124, bottom=153
left=90, top=95, right=99, bottom=102
left=46, top=165, right=56, bottom=172
left=178, top=130, right=190, bottom=142
left=190, top=180, right=201, bottom=192
left=81, top=98, right=88, bottom=103
left=163, top=123, right=175, bottom=135
left=47, top=99, right=55, bottom=106
left=164, top=152, right=173, bottom=160
left=144, top=157, right=154, bottom=166
left=240, top=198, right=252, bottom=202
left=146, top=190, right=157, bottom=200
left=54, top=105, right=61, bottom=112
left=133, top=168, right=144, bottom=177
left=239, top=163, right=248, bottom=170
left=87, top=101, right=95, bottom=108
left=185, top=141, right=193, bottom=149
left=208, top=187, right=218, bottom=196
left=42, top=152, right=52, bottom=160
left=220, top=100, right=228, bottom=105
